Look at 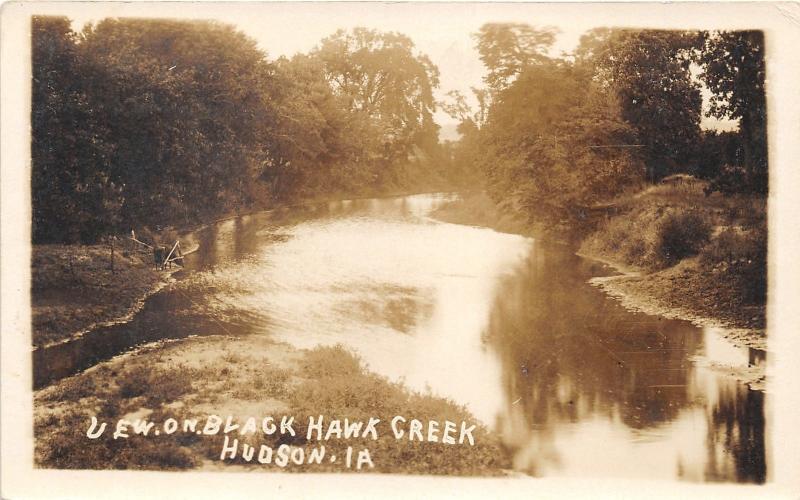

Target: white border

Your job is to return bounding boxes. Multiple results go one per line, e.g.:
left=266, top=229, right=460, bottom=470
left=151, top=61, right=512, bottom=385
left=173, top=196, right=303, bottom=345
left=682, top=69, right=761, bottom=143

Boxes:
left=2, top=2, right=799, bottom=498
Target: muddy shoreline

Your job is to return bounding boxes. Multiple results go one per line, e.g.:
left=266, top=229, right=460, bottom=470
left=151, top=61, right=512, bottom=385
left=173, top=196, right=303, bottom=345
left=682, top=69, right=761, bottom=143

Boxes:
left=584, top=259, right=766, bottom=351
left=32, top=245, right=181, bottom=350
left=582, top=258, right=767, bottom=391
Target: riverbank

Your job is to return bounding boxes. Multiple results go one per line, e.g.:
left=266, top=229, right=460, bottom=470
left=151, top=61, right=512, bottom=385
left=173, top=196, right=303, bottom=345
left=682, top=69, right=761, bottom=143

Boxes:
left=430, top=187, right=767, bottom=385
left=32, top=244, right=179, bottom=349
left=578, top=178, right=766, bottom=349
left=32, top=189, right=452, bottom=350
left=34, top=335, right=509, bottom=474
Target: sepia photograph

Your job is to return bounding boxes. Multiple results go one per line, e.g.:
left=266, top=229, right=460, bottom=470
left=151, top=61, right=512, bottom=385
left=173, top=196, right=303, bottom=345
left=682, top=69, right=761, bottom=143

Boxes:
left=2, top=1, right=800, bottom=498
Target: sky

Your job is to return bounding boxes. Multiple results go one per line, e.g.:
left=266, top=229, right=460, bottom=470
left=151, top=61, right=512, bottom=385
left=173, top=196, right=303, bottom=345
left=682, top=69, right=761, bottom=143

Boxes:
left=67, top=2, right=738, bottom=140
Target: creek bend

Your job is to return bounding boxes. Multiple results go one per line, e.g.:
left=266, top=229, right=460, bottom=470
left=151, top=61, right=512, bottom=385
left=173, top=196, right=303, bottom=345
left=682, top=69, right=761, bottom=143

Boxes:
left=34, top=193, right=767, bottom=482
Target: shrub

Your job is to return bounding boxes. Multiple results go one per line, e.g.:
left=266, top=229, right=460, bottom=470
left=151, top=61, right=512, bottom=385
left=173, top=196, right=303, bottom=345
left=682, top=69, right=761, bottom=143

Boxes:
left=655, top=210, right=712, bottom=266
left=145, top=366, right=195, bottom=405
left=301, top=345, right=363, bottom=378
left=701, top=226, right=767, bottom=304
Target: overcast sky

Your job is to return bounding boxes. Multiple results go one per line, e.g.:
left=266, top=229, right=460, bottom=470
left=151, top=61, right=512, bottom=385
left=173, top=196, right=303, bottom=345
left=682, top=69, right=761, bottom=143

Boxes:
left=67, top=2, right=738, bottom=140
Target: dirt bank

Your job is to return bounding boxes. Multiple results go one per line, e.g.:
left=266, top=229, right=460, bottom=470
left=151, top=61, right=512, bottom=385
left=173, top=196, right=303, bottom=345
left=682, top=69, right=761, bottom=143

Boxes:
left=586, top=258, right=766, bottom=350
left=578, top=178, right=767, bottom=351
left=34, top=335, right=508, bottom=474
left=32, top=244, right=179, bottom=349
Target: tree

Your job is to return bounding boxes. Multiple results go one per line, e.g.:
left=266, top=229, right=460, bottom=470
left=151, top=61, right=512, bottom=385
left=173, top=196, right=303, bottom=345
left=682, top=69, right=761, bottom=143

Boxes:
left=311, top=27, right=440, bottom=186
left=32, top=16, right=121, bottom=243
left=440, top=90, right=471, bottom=123
left=579, top=29, right=704, bottom=181
left=77, top=19, right=280, bottom=225
left=699, top=30, right=767, bottom=194
left=474, top=23, right=559, bottom=92
left=477, top=61, right=642, bottom=226
left=268, top=54, right=374, bottom=197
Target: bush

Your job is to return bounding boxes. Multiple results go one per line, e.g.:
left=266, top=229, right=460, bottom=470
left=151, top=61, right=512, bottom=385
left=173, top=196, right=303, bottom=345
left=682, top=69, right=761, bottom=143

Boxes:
left=301, top=345, right=363, bottom=378
left=118, top=366, right=151, bottom=399
left=701, top=226, right=767, bottom=304
left=655, top=210, right=712, bottom=266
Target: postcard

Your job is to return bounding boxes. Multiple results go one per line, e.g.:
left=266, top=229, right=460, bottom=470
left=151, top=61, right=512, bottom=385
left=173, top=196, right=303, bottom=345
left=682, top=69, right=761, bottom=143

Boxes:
left=2, top=1, right=800, bottom=498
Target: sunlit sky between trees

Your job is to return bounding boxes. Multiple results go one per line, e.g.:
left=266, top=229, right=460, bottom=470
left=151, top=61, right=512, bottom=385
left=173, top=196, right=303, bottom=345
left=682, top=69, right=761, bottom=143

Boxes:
left=68, top=2, right=737, bottom=141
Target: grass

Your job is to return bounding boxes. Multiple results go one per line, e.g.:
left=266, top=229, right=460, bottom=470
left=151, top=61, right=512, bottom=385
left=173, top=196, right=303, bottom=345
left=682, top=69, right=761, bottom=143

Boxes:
left=118, top=365, right=197, bottom=405
left=35, top=338, right=509, bottom=475
left=32, top=244, right=166, bottom=347
left=582, top=205, right=714, bottom=270
left=579, top=177, right=767, bottom=330
left=36, top=362, right=202, bottom=470
left=580, top=178, right=765, bottom=271
left=700, top=225, right=767, bottom=305
left=208, top=345, right=509, bottom=474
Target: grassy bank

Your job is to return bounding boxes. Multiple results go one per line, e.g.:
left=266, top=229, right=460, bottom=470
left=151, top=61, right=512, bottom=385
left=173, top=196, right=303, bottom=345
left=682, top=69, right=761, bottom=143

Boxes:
left=35, top=337, right=509, bottom=474
left=432, top=182, right=767, bottom=349
left=32, top=244, right=173, bottom=348
left=579, top=178, right=766, bottom=347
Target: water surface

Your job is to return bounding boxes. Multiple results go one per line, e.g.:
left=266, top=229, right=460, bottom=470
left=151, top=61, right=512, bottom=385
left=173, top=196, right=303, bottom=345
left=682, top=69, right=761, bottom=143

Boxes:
left=34, top=193, right=767, bottom=482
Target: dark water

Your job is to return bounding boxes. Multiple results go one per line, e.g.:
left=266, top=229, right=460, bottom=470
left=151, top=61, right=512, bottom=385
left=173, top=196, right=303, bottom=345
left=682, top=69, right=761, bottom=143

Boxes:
left=33, top=194, right=767, bottom=482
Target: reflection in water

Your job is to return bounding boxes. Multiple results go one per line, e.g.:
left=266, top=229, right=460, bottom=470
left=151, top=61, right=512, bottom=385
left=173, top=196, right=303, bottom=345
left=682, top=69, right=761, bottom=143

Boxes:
left=34, top=194, right=766, bottom=482
left=485, top=241, right=765, bottom=482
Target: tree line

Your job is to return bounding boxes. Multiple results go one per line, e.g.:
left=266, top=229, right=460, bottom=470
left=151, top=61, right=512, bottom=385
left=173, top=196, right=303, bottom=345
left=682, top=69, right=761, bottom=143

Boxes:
left=441, top=25, right=767, bottom=229
left=32, top=17, right=450, bottom=243
left=33, top=18, right=767, bottom=244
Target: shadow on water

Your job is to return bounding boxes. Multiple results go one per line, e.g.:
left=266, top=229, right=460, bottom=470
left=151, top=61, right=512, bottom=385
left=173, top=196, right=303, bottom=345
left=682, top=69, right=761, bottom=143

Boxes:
left=33, top=196, right=433, bottom=388
left=486, top=240, right=766, bottom=482
left=35, top=288, right=199, bottom=388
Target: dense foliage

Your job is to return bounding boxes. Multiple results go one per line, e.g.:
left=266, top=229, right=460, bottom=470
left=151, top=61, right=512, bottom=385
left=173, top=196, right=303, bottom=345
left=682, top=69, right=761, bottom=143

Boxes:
left=699, top=30, right=768, bottom=194
left=32, top=18, right=768, bottom=243
left=32, top=18, right=449, bottom=243
left=444, top=24, right=767, bottom=229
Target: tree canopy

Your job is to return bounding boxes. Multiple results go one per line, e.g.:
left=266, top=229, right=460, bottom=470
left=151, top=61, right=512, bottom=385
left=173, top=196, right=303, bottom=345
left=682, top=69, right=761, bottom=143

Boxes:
left=31, top=18, right=447, bottom=243
left=31, top=18, right=768, bottom=243
left=700, top=30, right=767, bottom=193
left=474, top=23, right=559, bottom=92
left=445, top=24, right=767, bottom=232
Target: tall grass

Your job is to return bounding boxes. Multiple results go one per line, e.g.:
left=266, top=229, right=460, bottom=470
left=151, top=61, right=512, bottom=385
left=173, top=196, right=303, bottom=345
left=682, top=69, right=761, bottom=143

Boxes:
left=581, top=180, right=762, bottom=272
left=700, top=226, right=767, bottom=304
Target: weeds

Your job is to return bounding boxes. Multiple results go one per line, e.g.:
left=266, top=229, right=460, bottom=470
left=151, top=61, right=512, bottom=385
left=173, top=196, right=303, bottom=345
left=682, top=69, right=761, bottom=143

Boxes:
left=116, top=364, right=195, bottom=405
left=701, top=226, right=767, bottom=304
left=655, top=209, right=712, bottom=266
left=288, top=345, right=509, bottom=475
left=37, top=342, right=508, bottom=474
left=579, top=179, right=767, bottom=328
left=581, top=182, right=758, bottom=272
left=40, top=375, right=97, bottom=402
